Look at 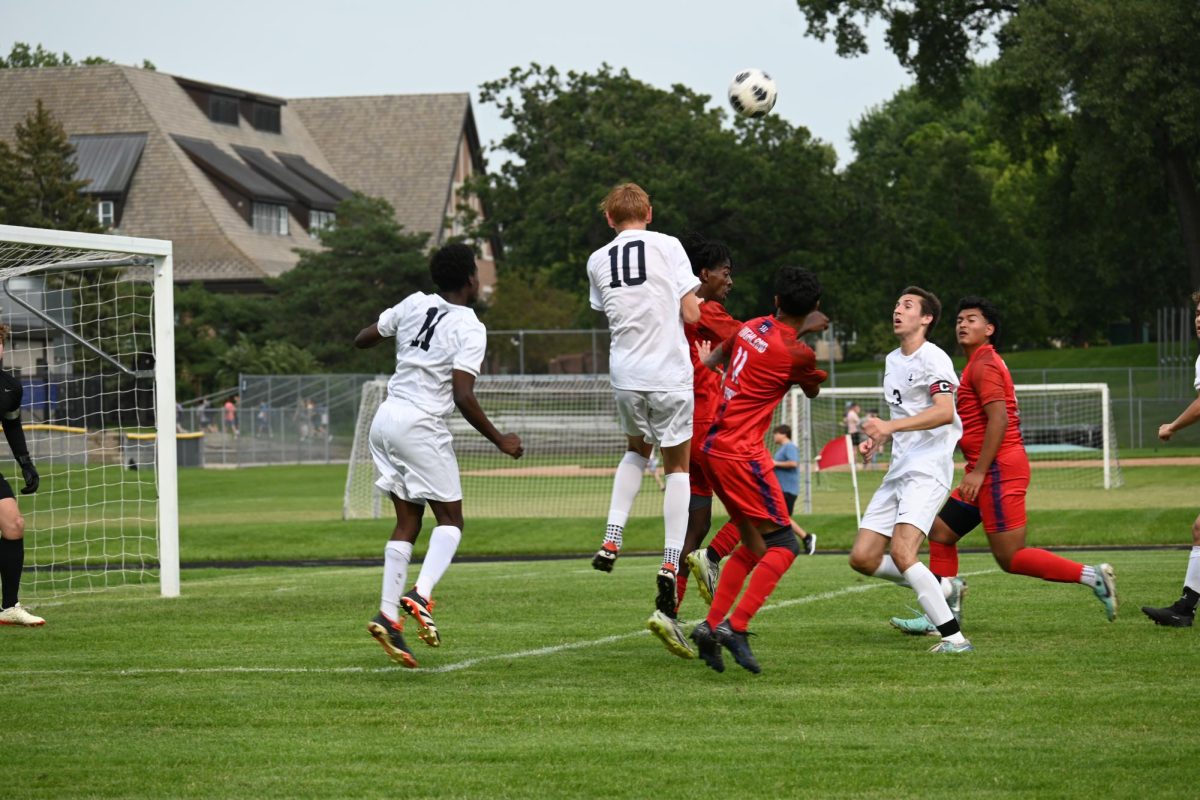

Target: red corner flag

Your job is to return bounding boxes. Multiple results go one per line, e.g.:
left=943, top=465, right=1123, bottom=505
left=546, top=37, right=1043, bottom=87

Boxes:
left=816, top=435, right=852, bottom=471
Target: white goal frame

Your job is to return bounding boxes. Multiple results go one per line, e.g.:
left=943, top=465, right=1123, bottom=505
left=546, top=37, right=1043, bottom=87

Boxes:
left=0, top=224, right=178, bottom=597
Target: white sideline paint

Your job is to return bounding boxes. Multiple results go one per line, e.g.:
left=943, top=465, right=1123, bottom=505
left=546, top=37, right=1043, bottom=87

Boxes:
left=19, top=569, right=999, bottom=678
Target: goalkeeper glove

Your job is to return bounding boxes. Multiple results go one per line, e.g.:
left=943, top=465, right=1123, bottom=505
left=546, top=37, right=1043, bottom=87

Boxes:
left=16, top=454, right=38, bottom=495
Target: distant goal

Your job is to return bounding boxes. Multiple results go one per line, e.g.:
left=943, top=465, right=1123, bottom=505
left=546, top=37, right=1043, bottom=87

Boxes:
left=0, top=225, right=177, bottom=600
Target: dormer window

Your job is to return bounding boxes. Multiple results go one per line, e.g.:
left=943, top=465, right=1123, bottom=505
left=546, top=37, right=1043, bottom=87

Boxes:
left=96, top=200, right=115, bottom=227
left=252, top=202, right=289, bottom=236
left=251, top=103, right=281, bottom=134
left=208, top=94, right=240, bottom=126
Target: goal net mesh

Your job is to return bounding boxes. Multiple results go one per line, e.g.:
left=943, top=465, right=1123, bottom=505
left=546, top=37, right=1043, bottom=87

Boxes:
left=0, top=236, right=161, bottom=600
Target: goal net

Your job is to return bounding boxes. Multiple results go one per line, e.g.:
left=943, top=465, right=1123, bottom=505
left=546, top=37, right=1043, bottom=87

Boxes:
left=0, top=225, right=177, bottom=600
left=799, top=383, right=1122, bottom=512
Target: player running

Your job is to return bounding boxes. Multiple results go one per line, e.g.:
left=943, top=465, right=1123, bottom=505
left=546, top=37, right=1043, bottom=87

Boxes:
left=889, top=296, right=1117, bottom=636
left=0, top=323, right=42, bottom=627
left=586, top=183, right=702, bottom=658
left=848, top=287, right=972, bottom=653
left=689, top=266, right=828, bottom=674
left=1141, top=289, right=1200, bottom=628
left=357, top=243, right=523, bottom=667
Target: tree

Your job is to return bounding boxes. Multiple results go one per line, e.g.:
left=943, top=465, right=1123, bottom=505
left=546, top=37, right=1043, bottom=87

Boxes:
left=0, top=42, right=153, bottom=70
left=0, top=100, right=99, bottom=231
left=794, top=0, right=1200, bottom=295
left=465, top=63, right=845, bottom=323
left=267, top=193, right=432, bottom=371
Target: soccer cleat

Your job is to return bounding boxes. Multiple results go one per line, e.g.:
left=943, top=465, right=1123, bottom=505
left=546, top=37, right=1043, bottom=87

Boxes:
left=689, top=619, right=725, bottom=672
left=802, top=533, right=818, bottom=556
left=1092, top=563, right=1118, bottom=622
left=945, top=577, right=967, bottom=622
left=655, top=564, right=678, bottom=616
left=399, top=587, right=441, bottom=647
left=889, top=611, right=938, bottom=636
left=929, top=638, right=974, bottom=654
left=714, top=620, right=761, bottom=674
left=685, top=549, right=720, bottom=605
left=591, top=543, right=619, bottom=573
left=0, top=603, right=45, bottom=626
left=1141, top=605, right=1194, bottom=628
left=367, top=612, right=417, bottom=668
left=646, top=609, right=695, bottom=659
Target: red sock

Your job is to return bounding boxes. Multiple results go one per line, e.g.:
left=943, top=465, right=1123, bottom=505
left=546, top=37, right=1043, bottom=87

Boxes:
left=929, top=540, right=959, bottom=579
left=730, top=547, right=796, bottom=631
left=675, top=573, right=688, bottom=614
left=708, top=521, right=740, bottom=559
left=705, top=546, right=757, bottom=628
left=1008, top=547, right=1085, bottom=583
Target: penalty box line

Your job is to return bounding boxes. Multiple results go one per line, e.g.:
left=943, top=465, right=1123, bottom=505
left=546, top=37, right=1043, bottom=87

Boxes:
left=21, top=569, right=998, bottom=678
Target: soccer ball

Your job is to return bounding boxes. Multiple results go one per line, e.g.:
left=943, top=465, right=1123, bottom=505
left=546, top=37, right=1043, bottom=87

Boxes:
left=727, top=69, right=778, bottom=118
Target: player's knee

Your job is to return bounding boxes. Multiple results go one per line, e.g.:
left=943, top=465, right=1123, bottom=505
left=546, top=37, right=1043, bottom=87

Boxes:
left=848, top=548, right=876, bottom=575
left=0, top=514, right=24, bottom=540
left=763, top=527, right=800, bottom=555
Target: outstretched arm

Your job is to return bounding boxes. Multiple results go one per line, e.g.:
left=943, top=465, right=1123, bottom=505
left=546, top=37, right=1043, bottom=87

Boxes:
left=452, top=370, right=523, bottom=459
left=1159, top=391, right=1200, bottom=441
left=354, top=323, right=384, bottom=349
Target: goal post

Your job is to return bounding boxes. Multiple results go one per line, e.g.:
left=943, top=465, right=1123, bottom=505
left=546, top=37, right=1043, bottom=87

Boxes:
left=0, top=224, right=177, bottom=599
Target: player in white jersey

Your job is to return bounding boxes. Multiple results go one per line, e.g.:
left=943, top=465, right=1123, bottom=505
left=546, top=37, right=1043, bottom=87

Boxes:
left=357, top=243, right=523, bottom=667
left=1143, top=289, right=1200, bottom=628
left=848, top=286, right=973, bottom=653
left=586, top=182, right=702, bottom=659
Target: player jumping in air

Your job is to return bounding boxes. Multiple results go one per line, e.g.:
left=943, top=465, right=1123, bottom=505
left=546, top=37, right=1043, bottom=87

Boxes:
left=1141, top=289, right=1200, bottom=628
left=690, top=266, right=828, bottom=674
left=848, top=287, right=972, bottom=653
left=0, top=323, right=42, bottom=627
left=889, top=296, right=1117, bottom=635
left=357, top=244, right=523, bottom=667
left=587, top=182, right=702, bottom=659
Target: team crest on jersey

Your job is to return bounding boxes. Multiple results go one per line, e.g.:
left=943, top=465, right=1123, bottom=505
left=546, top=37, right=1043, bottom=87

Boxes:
left=757, top=320, right=772, bottom=334
left=907, top=372, right=916, bottom=385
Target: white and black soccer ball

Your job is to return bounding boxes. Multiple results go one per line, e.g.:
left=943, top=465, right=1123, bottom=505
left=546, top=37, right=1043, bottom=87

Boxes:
left=727, top=68, right=778, bottom=118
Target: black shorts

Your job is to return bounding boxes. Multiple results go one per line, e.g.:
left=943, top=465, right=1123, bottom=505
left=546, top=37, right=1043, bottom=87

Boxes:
left=850, top=432, right=863, bottom=446
left=783, top=491, right=797, bottom=516
left=0, top=476, right=14, bottom=502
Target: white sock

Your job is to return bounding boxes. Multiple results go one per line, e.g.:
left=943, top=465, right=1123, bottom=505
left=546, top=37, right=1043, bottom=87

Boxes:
left=380, top=540, right=413, bottom=619
left=414, top=525, right=462, bottom=600
left=1185, top=546, right=1200, bottom=594
left=1079, top=565, right=1096, bottom=586
left=940, top=577, right=954, bottom=599
left=604, top=452, right=648, bottom=546
left=872, top=555, right=911, bottom=587
left=662, top=473, right=689, bottom=569
left=904, top=562, right=957, bottom=630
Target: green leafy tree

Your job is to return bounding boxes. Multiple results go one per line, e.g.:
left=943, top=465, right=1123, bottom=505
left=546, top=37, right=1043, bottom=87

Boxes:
left=0, top=99, right=99, bottom=231
left=268, top=193, right=432, bottom=371
left=0, top=42, right=152, bottom=70
left=173, top=283, right=275, bottom=398
left=216, top=335, right=321, bottom=387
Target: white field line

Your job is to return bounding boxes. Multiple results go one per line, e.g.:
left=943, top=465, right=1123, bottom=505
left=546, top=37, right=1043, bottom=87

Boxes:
left=17, top=569, right=999, bottom=678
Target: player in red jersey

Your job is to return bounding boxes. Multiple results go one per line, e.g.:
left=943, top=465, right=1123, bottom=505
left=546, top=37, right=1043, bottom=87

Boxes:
left=889, top=296, right=1118, bottom=636
left=689, top=266, right=828, bottom=673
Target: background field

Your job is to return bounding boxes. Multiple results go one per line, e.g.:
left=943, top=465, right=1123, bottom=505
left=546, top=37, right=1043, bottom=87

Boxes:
left=4, top=464, right=1198, bottom=799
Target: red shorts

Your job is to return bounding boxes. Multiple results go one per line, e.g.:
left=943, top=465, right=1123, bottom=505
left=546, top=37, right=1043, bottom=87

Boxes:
left=949, top=448, right=1030, bottom=533
left=689, top=420, right=715, bottom=497
left=705, top=450, right=790, bottom=527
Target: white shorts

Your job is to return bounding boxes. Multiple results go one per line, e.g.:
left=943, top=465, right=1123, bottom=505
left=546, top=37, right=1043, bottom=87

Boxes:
left=369, top=397, right=462, bottom=504
left=859, top=471, right=948, bottom=537
left=614, top=389, right=693, bottom=448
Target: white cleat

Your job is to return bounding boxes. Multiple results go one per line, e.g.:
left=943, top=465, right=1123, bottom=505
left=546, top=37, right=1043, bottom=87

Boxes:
left=0, top=603, right=45, bottom=626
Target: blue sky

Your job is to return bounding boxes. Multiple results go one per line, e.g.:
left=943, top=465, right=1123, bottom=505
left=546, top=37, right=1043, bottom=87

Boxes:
left=2, top=0, right=912, bottom=165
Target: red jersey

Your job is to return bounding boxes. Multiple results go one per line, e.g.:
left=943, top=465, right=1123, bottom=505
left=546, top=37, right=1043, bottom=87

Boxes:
left=702, top=315, right=827, bottom=459
left=685, top=301, right=743, bottom=424
left=956, top=343, right=1024, bottom=465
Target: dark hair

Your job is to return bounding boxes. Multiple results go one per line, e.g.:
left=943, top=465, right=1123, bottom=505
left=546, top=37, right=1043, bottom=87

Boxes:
left=901, top=285, right=941, bottom=331
left=1192, top=289, right=1200, bottom=306
left=776, top=266, right=821, bottom=317
left=774, top=424, right=792, bottom=438
left=680, top=232, right=732, bottom=277
left=430, top=243, right=477, bottom=291
left=956, top=295, right=1001, bottom=345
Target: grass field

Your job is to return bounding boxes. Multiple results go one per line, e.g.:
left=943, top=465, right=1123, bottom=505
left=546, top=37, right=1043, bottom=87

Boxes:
left=5, top=463, right=1199, bottom=798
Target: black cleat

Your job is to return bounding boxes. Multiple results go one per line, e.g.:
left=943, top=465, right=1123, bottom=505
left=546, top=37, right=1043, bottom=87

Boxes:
left=592, top=544, right=619, bottom=573
left=1141, top=605, right=1195, bottom=628
left=802, top=532, right=818, bottom=556
left=715, top=619, right=761, bottom=674
left=655, top=565, right=678, bottom=616
left=367, top=612, right=418, bottom=668
left=399, top=588, right=440, bottom=647
left=690, top=620, right=725, bottom=673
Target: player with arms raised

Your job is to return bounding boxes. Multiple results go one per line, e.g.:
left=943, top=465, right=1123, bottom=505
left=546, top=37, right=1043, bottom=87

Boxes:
left=889, top=296, right=1117, bottom=636
left=357, top=244, right=523, bottom=667
left=1142, top=289, right=1200, bottom=627
left=587, top=182, right=702, bottom=658
left=689, top=266, right=828, bottom=674
left=848, top=287, right=971, bottom=653
left=0, top=323, right=42, bottom=627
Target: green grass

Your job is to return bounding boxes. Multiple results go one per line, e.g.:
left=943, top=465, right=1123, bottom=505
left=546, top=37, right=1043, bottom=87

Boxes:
left=6, top=549, right=1196, bottom=799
